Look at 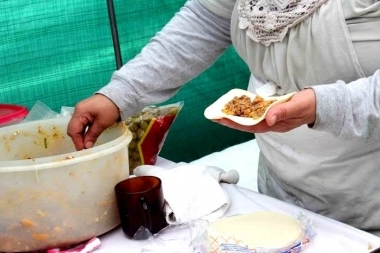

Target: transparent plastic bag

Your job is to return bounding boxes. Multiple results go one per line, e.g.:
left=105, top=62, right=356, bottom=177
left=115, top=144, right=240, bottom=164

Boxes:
left=125, top=102, right=183, bottom=175
left=21, top=101, right=74, bottom=123
left=141, top=220, right=209, bottom=253
left=22, top=100, right=60, bottom=122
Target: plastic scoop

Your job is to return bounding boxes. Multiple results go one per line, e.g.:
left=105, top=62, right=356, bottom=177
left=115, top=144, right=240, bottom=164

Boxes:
left=204, top=89, right=296, bottom=126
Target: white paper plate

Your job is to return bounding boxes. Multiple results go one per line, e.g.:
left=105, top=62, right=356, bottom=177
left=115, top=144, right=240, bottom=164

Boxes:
left=204, top=89, right=296, bottom=126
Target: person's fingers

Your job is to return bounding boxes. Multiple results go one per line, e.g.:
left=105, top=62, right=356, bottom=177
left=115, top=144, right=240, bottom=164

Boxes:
left=82, top=96, right=121, bottom=148
left=266, top=104, right=290, bottom=126
left=216, top=118, right=269, bottom=133
left=67, top=124, right=85, bottom=150
left=216, top=118, right=256, bottom=132
left=67, top=94, right=121, bottom=150
left=67, top=114, right=91, bottom=150
left=265, top=89, right=316, bottom=126
left=83, top=121, right=109, bottom=149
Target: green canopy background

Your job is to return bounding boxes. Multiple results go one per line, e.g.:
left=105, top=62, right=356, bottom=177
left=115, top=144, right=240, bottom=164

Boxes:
left=0, top=0, right=254, bottom=162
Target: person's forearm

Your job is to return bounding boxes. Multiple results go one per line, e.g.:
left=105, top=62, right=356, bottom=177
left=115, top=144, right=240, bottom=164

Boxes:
left=98, top=0, right=232, bottom=119
left=312, top=69, right=380, bottom=141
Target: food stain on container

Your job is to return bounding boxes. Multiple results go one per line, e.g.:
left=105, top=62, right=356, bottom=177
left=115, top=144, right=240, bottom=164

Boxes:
left=21, top=219, right=36, bottom=228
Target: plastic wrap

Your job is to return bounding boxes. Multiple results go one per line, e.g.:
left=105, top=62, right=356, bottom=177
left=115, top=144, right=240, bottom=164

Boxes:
left=201, top=212, right=315, bottom=253
left=141, top=220, right=209, bottom=253
left=125, top=102, right=183, bottom=174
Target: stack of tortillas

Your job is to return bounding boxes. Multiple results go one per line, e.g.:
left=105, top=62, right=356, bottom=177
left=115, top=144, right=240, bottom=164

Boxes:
left=207, top=211, right=305, bottom=253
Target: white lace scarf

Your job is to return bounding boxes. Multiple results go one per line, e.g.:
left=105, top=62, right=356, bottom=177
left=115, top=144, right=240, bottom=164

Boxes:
left=238, top=0, right=329, bottom=46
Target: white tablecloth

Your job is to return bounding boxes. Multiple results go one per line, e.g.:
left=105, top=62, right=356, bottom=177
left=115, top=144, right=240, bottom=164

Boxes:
left=97, top=183, right=380, bottom=252
left=96, top=142, right=380, bottom=253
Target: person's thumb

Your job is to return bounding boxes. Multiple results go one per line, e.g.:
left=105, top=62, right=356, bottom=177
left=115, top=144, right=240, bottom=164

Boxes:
left=83, top=122, right=108, bottom=149
left=266, top=104, right=290, bottom=126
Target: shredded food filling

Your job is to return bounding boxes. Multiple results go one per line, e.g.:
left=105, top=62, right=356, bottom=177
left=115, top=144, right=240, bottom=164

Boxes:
left=222, top=95, right=276, bottom=119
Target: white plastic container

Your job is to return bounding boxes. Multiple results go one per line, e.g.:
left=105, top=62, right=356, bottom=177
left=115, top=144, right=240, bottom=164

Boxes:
left=0, top=117, right=132, bottom=252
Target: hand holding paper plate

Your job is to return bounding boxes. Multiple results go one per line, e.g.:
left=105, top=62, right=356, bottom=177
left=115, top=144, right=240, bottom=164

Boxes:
left=204, top=89, right=296, bottom=126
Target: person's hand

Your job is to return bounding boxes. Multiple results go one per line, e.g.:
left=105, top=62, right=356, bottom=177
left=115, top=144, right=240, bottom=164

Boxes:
left=214, top=88, right=316, bottom=133
left=67, top=94, right=120, bottom=150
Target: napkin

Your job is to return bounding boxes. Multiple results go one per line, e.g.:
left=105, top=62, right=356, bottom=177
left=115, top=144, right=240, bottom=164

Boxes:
left=134, top=163, right=239, bottom=225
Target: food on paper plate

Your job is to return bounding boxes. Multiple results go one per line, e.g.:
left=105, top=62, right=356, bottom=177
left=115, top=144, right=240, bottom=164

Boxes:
left=204, top=89, right=296, bottom=126
left=207, top=211, right=305, bottom=253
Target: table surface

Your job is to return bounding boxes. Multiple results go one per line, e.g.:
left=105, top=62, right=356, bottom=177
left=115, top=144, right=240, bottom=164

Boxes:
left=93, top=156, right=380, bottom=253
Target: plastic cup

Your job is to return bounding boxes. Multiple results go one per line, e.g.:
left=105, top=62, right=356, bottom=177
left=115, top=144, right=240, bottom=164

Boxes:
left=114, top=176, right=167, bottom=239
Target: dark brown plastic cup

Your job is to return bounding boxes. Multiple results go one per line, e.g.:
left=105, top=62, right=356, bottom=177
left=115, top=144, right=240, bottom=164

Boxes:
left=114, top=176, right=168, bottom=239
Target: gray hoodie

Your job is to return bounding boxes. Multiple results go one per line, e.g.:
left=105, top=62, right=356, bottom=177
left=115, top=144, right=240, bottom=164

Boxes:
left=98, top=0, right=380, bottom=234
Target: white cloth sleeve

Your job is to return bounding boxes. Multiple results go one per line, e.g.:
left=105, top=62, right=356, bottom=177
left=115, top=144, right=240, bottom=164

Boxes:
left=198, top=0, right=237, bottom=19
left=97, top=0, right=232, bottom=119
left=311, top=69, right=380, bottom=141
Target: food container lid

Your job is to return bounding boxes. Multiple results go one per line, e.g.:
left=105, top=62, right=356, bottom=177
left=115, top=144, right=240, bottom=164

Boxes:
left=0, top=104, right=29, bottom=125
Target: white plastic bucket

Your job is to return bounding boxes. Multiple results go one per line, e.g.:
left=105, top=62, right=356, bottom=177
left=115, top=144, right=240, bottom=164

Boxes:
left=0, top=117, right=132, bottom=252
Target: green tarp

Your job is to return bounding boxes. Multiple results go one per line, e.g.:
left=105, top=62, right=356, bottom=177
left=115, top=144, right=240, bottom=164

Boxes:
left=0, top=0, right=253, bottom=162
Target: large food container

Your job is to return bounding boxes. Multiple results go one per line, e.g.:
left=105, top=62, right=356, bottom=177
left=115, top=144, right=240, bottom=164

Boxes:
left=0, top=117, right=132, bottom=252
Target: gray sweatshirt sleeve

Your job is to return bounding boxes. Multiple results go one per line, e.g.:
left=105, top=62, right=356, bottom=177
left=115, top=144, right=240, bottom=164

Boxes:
left=97, top=0, right=232, bottom=119
left=311, top=69, right=380, bottom=141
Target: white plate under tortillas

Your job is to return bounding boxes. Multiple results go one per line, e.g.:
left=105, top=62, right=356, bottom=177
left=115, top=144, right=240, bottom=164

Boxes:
left=204, top=89, right=295, bottom=126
